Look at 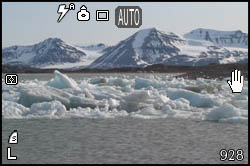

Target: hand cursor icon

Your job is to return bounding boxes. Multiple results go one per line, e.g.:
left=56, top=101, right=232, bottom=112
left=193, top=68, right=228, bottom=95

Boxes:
left=227, top=69, right=244, bottom=93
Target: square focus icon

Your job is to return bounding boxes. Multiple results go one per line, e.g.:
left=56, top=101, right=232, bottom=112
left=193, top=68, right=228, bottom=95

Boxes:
left=96, top=10, right=109, bottom=21
left=5, top=74, right=18, bottom=85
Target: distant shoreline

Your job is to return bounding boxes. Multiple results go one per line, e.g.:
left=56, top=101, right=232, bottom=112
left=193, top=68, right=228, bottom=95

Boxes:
left=2, top=63, right=248, bottom=80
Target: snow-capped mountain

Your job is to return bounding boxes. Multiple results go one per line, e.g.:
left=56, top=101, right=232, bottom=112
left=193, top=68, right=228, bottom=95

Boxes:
left=2, top=28, right=248, bottom=70
left=88, top=28, right=248, bottom=69
left=184, top=28, right=248, bottom=48
left=89, top=28, right=186, bottom=69
left=2, top=38, right=87, bottom=67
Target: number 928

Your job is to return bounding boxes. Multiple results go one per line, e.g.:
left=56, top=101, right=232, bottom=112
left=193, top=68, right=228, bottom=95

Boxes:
left=220, top=149, right=244, bottom=161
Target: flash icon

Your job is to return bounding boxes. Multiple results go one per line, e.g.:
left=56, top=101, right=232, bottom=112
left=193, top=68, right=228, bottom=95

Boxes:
left=57, top=3, right=75, bottom=23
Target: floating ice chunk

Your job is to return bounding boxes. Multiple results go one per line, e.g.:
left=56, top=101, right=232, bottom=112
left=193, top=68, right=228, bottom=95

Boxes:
left=109, top=98, right=120, bottom=109
left=47, top=70, right=80, bottom=90
left=1, top=72, right=248, bottom=123
left=135, top=77, right=162, bottom=89
left=166, top=88, right=218, bottom=107
left=241, top=104, right=248, bottom=110
left=2, top=91, right=20, bottom=102
left=2, top=100, right=30, bottom=119
left=153, top=94, right=170, bottom=110
left=219, top=117, right=248, bottom=125
left=67, top=107, right=128, bottom=118
left=121, top=85, right=133, bottom=92
left=90, top=77, right=108, bottom=84
left=161, top=104, right=177, bottom=116
left=165, top=98, right=191, bottom=111
left=69, top=96, right=102, bottom=109
left=205, top=104, right=241, bottom=121
left=161, top=97, right=195, bottom=119
left=79, top=80, right=96, bottom=89
left=184, top=86, right=204, bottom=93
left=121, top=90, right=152, bottom=112
left=223, top=77, right=231, bottom=81
left=130, top=106, right=167, bottom=119
left=18, top=86, right=71, bottom=108
left=231, top=100, right=248, bottom=108
left=83, top=88, right=95, bottom=99
left=135, top=107, right=162, bottom=115
left=123, top=90, right=151, bottom=102
left=159, top=94, right=169, bottom=103
left=233, top=94, right=248, bottom=100
left=108, top=78, right=132, bottom=87
left=161, top=99, right=203, bottom=119
left=91, top=85, right=124, bottom=100
left=29, top=100, right=67, bottom=118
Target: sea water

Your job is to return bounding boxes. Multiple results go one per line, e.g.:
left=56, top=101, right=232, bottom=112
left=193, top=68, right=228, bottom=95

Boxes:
left=2, top=72, right=248, bottom=163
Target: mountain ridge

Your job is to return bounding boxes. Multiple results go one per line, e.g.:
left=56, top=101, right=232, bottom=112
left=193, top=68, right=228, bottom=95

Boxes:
left=184, top=28, right=248, bottom=48
left=2, top=27, right=248, bottom=69
left=2, top=38, right=87, bottom=67
left=88, top=28, right=248, bottom=69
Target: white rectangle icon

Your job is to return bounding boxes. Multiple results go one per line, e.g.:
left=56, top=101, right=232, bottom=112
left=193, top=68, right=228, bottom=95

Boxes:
left=96, top=10, right=109, bottom=21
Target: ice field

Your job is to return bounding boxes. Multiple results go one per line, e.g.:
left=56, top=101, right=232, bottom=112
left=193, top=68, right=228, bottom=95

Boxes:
left=2, top=71, right=248, bottom=124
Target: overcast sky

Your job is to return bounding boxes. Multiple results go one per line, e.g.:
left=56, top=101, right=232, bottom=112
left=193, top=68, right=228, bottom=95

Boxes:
left=2, top=2, right=248, bottom=48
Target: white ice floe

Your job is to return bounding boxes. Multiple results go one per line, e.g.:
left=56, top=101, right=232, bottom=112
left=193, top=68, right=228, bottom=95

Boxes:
left=205, top=104, right=241, bottom=121
left=166, top=88, right=219, bottom=107
left=46, top=70, right=80, bottom=90
left=2, top=100, right=30, bottom=119
left=2, top=71, right=248, bottom=124
left=29, top=100, right=67, bottom=118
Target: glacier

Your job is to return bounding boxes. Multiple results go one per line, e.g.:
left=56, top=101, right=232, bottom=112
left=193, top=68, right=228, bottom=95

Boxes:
left=2, top=71, right=248, bottom=124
